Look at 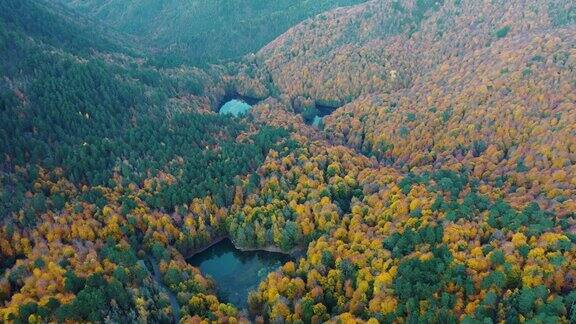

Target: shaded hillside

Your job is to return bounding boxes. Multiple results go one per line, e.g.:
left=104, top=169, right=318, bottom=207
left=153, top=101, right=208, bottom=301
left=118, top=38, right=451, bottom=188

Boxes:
left=0, top=0, right=132, bottom=55
left=0, top=1, right=292, bottom=322
left=56, top=0, right=367, bottom=66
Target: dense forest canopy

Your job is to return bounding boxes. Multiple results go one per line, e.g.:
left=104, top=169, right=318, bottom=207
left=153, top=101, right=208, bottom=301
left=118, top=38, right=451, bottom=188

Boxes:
left=1, top=0, right=575, bottom=323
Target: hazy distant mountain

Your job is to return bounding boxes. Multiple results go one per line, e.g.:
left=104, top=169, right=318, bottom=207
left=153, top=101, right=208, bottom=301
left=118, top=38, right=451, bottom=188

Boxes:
left=56, top=0, right=368, bottom=66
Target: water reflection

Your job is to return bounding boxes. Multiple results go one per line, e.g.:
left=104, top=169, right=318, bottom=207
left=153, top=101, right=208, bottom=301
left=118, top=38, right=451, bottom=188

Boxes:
left=187, top=239, right=291, bottom=309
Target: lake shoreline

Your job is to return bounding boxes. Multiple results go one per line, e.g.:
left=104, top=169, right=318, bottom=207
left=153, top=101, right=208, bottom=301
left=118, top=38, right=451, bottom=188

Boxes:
left=184, top=236, right=305, bottom=310
left=183, top=235, right=306, bottom=261
left=141, top=256, right=181, bottom=323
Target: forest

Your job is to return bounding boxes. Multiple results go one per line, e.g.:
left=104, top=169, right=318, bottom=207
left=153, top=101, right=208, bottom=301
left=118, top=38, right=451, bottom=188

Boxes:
left=1, top=0, right=575, bottom=323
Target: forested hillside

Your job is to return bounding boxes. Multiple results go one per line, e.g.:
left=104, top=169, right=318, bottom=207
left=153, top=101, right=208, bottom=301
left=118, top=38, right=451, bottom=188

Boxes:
left=234, top=0, right=576, bottom=322
left=1, top=0, right=575, bottom=323
left=0, top=1, right=292, bottom=322
left=255, top=0, right=575, bottom=105
left=245, top=0, right=576, bottom=217
left=56, top=0, right=367, bottom=66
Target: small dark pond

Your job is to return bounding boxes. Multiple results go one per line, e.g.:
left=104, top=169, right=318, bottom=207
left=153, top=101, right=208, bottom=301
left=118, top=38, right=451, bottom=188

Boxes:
left=312, top=103, right=339, bottom=127
left=187, top=239, right=292, bottom=309
left=315, top=103, right=338, bottom=117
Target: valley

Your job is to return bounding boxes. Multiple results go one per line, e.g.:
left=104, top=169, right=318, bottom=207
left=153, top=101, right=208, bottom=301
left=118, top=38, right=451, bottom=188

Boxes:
left=0, top=0, right=575, bottom=323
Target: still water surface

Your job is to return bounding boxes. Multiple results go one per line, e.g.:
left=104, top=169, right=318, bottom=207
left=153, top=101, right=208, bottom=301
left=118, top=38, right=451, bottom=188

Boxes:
left=187, top=239, right=291, bottom=308
left=219, top=99, right=252, bottom=116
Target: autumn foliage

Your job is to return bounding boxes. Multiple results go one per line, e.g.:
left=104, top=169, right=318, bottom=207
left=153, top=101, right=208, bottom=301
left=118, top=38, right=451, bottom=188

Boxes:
left=1, top=0, right=576, bottom=323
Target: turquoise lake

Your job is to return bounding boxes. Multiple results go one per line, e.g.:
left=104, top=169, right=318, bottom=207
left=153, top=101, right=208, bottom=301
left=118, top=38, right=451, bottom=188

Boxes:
left=219, top=99, right=252, bottom=116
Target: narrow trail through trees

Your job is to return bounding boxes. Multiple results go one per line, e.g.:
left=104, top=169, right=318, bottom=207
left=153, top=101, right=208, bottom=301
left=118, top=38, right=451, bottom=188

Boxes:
left=142, top=256, right=181, bottom=323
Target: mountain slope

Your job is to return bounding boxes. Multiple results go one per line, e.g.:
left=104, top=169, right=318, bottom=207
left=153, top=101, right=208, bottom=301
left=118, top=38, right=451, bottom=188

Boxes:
left=245, top=0, right=576, bottom=217
left=0, top=1, right=291, bottom=322
left=322, top=25, right=576, bottom=217
left=56, top=0, right=368, bottom=66
left=257, top=0, right=575, bottom=106
left=232, top=2, right=576, bottom=321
